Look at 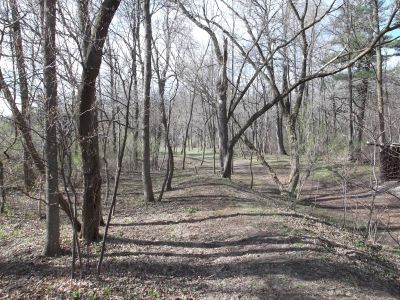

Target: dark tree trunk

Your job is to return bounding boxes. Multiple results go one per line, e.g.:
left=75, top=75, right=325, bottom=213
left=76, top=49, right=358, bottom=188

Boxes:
left=142, top=0, right=155, bottom=202
left=78, top=0, right=121, bottom=242
left=348, top=66, right=355, bottom=161
left=285, top=117, right=300, bottom=195
left=43, top=0, right=61, bottom=257
left=182, top=91, right=195, bottom=170
left=354, top=77, right=368, bottom=161
left=218, top=39, right=230, bottom=178
left=0, top=161, right=5, bottom=214
left=276, top=104, right=287, bottom=155
left=132, top=1, right=140, bottom=172
left=132, top=100, right=140, bottom=170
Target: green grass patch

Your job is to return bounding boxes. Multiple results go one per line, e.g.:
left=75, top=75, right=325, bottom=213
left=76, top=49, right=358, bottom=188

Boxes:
left=186, top=207, right=199, bottom=214
left=147, top=288, right=160, bottom=298
left=352, top=239, right=366, bottom=250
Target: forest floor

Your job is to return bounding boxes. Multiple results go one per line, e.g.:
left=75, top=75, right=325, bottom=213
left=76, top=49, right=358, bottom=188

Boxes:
left=1, top=152, right=400, bottom=299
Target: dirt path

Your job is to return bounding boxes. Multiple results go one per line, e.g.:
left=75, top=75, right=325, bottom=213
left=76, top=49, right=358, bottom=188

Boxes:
left=1, top=158, right=400, bottom=299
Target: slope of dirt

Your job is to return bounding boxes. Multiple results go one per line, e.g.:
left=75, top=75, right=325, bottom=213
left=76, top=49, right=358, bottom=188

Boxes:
left=1, top=163, right=400, bottom=299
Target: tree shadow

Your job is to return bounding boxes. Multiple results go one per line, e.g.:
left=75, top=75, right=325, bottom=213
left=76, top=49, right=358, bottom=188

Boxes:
left=101, top=254, right=400, bottom=298
left=111, top=212, right=332, bottom=227
left=107, top=233, right=307, bottom=248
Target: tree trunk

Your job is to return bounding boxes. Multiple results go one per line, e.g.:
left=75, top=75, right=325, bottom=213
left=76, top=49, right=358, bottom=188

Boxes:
left=371, top=0, right=386, bottom=144
left=0, top=161, right=5, bottom=214
left=142, top=0, right=155, bottom=202
left=354, top=77, right=368, bottom=161
left=276, top=104, right=287, bottom=155
left=217, top=39, right=230, bottom=178
left=43, top=0, right=61, bottom=257
left=182, top=91, right=195, bottom=170
left=9, top=0, right=36, bottom=190
left=286, top=117, right=300, bottom=196
left=347, top=66, right=354, bottom=161
left=0, top=68, right=80, bottom=230
left=132, top=100, right=140, bottom=170
left=132, top=2, right=140, bottom=172
left=78, top=0, right=121, bottom=242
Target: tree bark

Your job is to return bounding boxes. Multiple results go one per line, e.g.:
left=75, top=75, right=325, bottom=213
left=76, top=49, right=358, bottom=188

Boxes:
left=132, top=0, right=141, bottom=172
left=347, top=66, right=354, bottom=161
left=9, top=0, right=36, bottom=190
left=78, top=0, right=121, bottom=241
left=182, top=91, right=195, bottom=170
left=142, top=0, right=155, bottom=202
left=276, top=104, right=287, bottom=155
left=218, top=39, right=231, bottom=178
left=371, top=0, right=386, bottom=145
left=354, top=76, right=368, bottom=161
left=43, top=0, right=61, bottom=256
left=0, top=161, right=5, bottom=214
left=285, top=117, right=300, bottom=195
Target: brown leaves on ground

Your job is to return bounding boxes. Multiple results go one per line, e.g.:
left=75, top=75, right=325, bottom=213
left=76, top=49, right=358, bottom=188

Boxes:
left=1, top=170, right=400, bottom=299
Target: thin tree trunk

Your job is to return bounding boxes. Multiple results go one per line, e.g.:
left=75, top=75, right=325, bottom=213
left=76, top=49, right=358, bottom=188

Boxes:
left=218, top=39, right=231, bottom=178
left=43, top=0, right=61, bottom=256
left=132, top=100, right=140, bottom=170
left=142, top=0, right=155, bottom=202
left=97, top=60, right=133, bottom=277
left=348, top=66, right=354, bottom=161
left=372, top=0, right=386, bottom=145
left=0, top=161, right=5, bottom=214
left=200, top=131, right=206, bottom=166
left=354, top=77, right=368, bottom=161
left=182, top=91, right=195, bottom=170
left=9, top=0, right=36, bottom=190
left=249, top=152, right=254, bottom=189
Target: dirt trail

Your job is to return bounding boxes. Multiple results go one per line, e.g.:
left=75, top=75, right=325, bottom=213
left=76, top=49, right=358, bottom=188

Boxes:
left=1, top=158, right=400, bottom=299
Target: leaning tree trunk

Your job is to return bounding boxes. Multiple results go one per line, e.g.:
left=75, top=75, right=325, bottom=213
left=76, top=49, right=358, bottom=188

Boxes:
left=0, top=68, right=80, bottom=231
left=78, top=0, right=121, bottom=242
left=43, top=0, right=61, bottom=257
left=182, top=91, right=195, bottom=170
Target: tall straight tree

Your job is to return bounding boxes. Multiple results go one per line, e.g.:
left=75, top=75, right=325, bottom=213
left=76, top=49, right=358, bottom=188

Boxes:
left=43, top=0, right=61, bottom=256
left=142, top=0, right=155, bottom=202
left=78, top=0, right=121, bottom=241
left=9, top=0, right=36, bottom=190
left=371, top=0, right=386, bottom=144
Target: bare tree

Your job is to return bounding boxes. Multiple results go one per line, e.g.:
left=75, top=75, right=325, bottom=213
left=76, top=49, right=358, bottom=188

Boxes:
left=43, top=0, right=61, bottom=256
left=77, top=0, right=121, bottom=241
left=142, top=0, right=155, bottom=202
left=9, top=0, right=36, bottom=190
